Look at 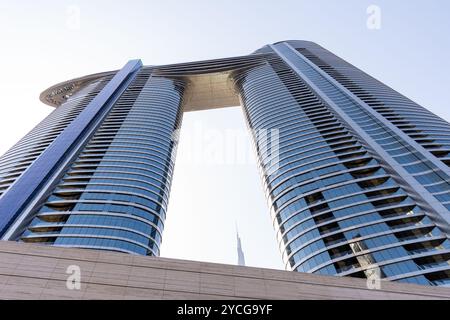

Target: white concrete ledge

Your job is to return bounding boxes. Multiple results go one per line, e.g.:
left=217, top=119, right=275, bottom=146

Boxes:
left=0, top=241, right=449, bottom=300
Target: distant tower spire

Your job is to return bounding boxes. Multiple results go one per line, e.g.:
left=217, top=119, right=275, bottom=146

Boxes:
left=236, top=223, right=246, bottom=266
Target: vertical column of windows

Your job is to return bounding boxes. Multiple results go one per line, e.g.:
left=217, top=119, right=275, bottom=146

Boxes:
left=20, top=70, right=186, bottom=256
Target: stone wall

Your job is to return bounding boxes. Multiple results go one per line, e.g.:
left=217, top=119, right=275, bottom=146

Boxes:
left=0, top=241, right=449, bottom=299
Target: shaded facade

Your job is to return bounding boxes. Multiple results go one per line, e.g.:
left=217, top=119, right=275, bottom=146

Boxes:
left=1, top=41, right=450, bottom=286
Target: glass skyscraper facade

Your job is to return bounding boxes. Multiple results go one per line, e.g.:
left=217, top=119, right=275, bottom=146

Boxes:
left=1, top=40, right=450, bottom=286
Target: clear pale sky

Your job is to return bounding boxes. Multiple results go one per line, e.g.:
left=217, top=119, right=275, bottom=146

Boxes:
left=0, top=0, right=449, bottom=270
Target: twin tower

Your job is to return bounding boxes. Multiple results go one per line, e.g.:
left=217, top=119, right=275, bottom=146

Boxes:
left=1, top=41, right=450, bottom=286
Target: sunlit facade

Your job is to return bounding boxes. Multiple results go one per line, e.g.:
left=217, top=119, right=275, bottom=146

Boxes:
left=1, top=40, right=450, bottom=286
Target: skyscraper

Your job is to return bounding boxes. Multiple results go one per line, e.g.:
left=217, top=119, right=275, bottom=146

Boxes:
left=236, top=226, right=246, bottom=266
left=1, top=40, right=449, bottom=286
